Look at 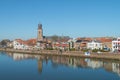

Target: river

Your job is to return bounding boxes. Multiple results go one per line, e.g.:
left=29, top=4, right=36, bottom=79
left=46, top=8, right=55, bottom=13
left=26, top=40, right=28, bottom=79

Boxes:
left=0, top=51, right=120, bottom=80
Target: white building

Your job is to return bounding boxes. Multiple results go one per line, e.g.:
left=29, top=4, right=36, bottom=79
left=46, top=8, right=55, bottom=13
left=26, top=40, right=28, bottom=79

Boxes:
left=87, top=40, right=102, bottom=50
left=67, top=38, right=76, bottom=49
left=112, top=37, right=120, bottom=52
left=13, top=39, right=29, bottom=50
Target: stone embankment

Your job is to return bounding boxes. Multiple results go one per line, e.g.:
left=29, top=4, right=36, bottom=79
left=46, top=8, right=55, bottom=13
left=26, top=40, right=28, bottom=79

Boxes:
left=0, top=48, right=120, bottom=60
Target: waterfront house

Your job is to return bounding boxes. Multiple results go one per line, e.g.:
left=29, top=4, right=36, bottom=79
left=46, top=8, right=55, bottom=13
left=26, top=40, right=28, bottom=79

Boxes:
left=87, top=40, right=102, bottom=50
left=96, top=37, right=112, bottom=51
left=13, top=39, right=28, bottom=50
left=52, top=37, right=70, bottom=50
left=74, top=39, right=81, bottom=50
left=74, top=38, right=92, bottom=50
left=7, top=41, right=13, bottom=48
left=13, top=39, right=37, bottom=50
left=67, top=38, right=76, bottom=49
left=13, top=39, right=29, bottom=50
left=52, top=42, right=69, bottom=50
left=112, top=37, right=120, bottom=52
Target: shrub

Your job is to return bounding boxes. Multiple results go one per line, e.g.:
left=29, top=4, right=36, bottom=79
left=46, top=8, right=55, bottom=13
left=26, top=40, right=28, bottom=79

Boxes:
left=47, top=48, right=53, bottom=50
left=81, top=49, right=89, bottom=52
left=92, top=49, right=99, bottom=52
left=69, top=48, right=75, bottom=51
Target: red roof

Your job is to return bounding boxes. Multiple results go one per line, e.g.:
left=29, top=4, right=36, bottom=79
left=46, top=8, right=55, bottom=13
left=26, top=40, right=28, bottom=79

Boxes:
left=96, top=38, right=112, bottom=43
left=76, top=37, right=112, bottom=43
left=15, top=38, right=37, bottom=46
left=53, top=43, right=69, bottom=47
left=76, top=37, right=92, bottom=41
left=26, top=39, right=37, bottom=46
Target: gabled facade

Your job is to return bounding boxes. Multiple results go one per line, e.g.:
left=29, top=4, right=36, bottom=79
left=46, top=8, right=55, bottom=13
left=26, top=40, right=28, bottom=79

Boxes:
left=96, top=37, right=112, bottom=51
left=68, top=38, right=76, bottom=49
left=52, top=42, right=69, bottom=50
left=87, top=40, right=102, bottom=50
left=74, top=38, right=92, bottom=50
left=112, top=37, right=120, bottom=52
left=13, top=39, right=29, bottom=50
left=13, top=39, right=37, bottom=50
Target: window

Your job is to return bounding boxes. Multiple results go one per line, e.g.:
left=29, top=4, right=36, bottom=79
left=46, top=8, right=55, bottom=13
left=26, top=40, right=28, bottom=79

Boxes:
left=118, top=39, right=120, bottom=41
left=113, top=43, right=116, bottom=45
left=96, top=44, right=97, bottom=46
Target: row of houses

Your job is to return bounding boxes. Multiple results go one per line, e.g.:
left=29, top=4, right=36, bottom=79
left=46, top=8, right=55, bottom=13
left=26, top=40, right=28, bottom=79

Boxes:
left=2, top=37, right=120, bottom=52
left=52, top=37, right=120, bottom=52
left=68, top=37, right=112, bottom=51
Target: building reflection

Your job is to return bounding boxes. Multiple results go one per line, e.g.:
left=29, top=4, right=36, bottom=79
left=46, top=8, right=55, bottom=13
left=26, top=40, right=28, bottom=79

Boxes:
left=112, top=63, right=120, bottom=76
left=51, top=56, right=120, bottom=76
left=6, top=52, right=120, bottom=76
left=38, top=59, right=42, bottom=73
left=6, top=53, right=44, bottom=73
left=104, top=62, right=112, bottom=72
left=86, top=59, right=103, bottom=69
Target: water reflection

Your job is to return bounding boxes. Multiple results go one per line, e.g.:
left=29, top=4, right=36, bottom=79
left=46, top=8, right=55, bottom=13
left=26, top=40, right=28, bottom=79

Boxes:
left=6, top=52, right=45, bottom=74
left=5, top=52, right=120, bottom=77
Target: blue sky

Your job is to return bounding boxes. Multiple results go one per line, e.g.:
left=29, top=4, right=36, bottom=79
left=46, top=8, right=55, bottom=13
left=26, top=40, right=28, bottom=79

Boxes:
left=0, top=0, right=120, bottom=40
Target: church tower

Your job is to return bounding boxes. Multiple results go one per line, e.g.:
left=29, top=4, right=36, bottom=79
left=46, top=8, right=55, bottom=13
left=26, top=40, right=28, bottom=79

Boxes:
left=37, top=23, right=43, bottom=42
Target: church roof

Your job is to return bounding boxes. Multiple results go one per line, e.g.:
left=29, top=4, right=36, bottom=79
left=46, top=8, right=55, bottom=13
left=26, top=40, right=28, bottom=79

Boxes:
left=38, top=24, right=42, bottom=29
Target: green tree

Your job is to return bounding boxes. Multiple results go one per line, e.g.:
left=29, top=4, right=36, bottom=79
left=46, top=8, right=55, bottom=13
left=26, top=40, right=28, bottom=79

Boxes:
left=0, top=39, right=10, bottom=47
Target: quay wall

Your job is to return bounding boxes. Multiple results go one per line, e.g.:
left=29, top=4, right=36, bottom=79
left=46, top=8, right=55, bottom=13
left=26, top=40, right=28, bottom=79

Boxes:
left=0, top=48, right=120, bottom=60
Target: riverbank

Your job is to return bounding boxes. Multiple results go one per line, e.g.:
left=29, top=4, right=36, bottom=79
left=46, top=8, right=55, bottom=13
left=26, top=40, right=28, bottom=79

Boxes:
left=0, top=48, right=120, bottom=60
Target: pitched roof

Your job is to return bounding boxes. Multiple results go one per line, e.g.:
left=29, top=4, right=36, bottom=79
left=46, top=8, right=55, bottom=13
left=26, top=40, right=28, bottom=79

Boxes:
left=15, top=39, right=37, bottom=46
left=76, top=37, right=92, bottom=43
left=26, top=39, right=37, bottom=46
left=96, top=38, right=112, bottom=43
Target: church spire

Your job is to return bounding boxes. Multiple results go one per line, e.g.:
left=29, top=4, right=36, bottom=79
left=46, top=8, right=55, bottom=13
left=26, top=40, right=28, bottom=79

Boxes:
left=37, top=23, right=43, bottom=41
